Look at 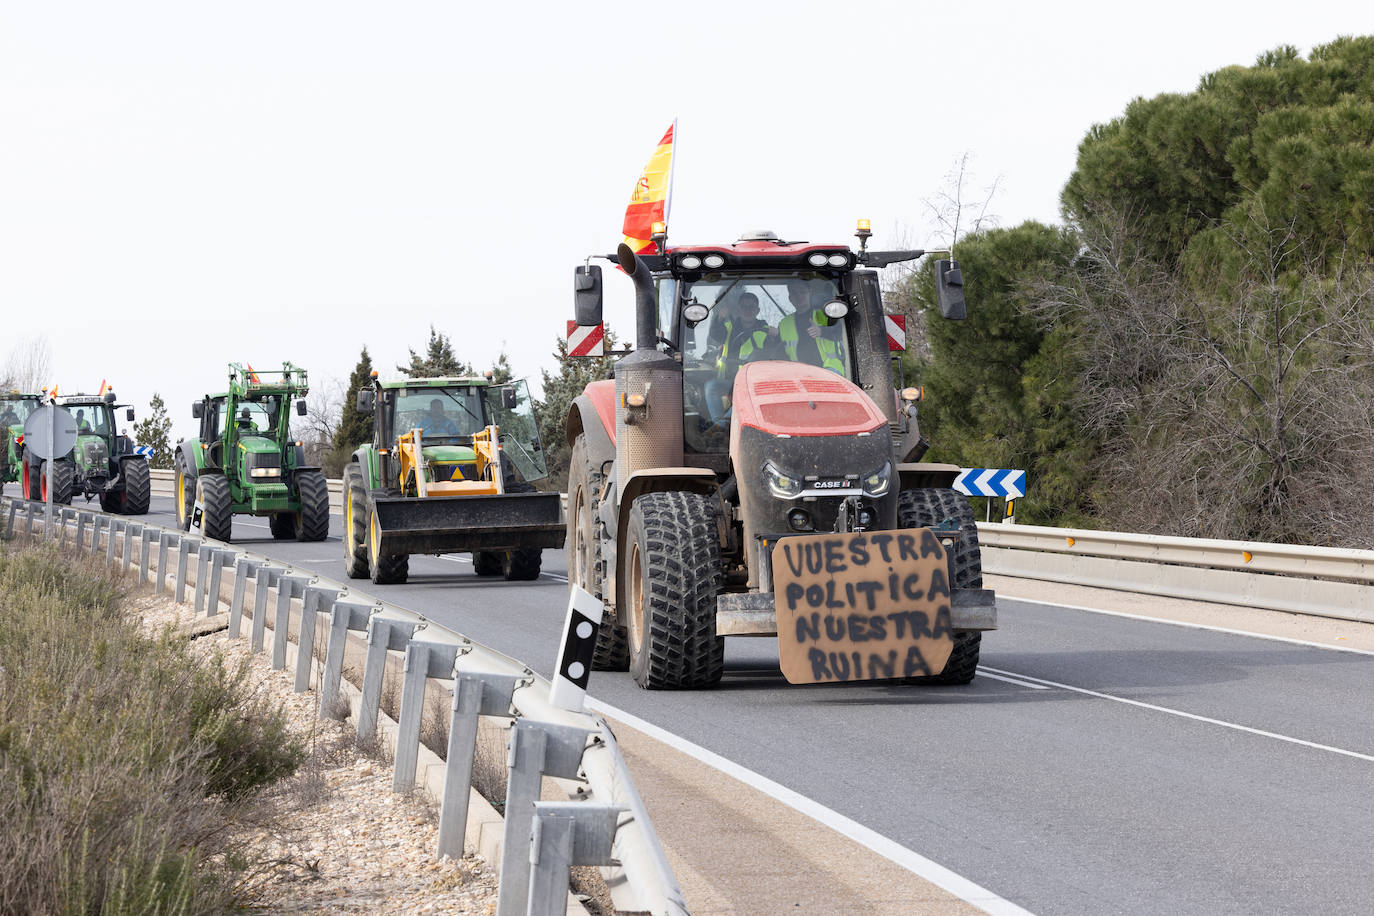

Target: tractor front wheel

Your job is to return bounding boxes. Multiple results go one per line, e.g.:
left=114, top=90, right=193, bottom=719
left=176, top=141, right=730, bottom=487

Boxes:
left=342, top=463, right=369, bottom=579
left=197, top=475, right=233, bottom=542
left=898, top=487, right=983, bottom=685
left=625, top=491, right=724, bottom=690
left=504, top=548, right=542, bottom=581
left=121, top=459, right=151, bottom=515
left=472, top=551, right=504, bottom=577
left=295, top=470, right=330, bottom=541
left=175, top=458, right=194, bottom=530
left=366, top=505, right=408, bottom=584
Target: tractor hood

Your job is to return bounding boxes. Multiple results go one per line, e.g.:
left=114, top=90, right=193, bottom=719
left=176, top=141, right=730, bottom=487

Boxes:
left=729, top=362, right=886, bottom=451
left=239, top=435, right=280, bottom=454
left=422, top=444, right=475, bottom=463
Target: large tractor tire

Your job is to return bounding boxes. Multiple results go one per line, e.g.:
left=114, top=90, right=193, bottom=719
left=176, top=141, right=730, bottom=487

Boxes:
left=120, top=459, right=151, bottom=515
left=504, top=548, right=542, bottom=581
left=197, top=474, right=233, bottom=542
left=472, top=551, right=504, bottom=577
left=342, top=463, right=369, bottom=579
left=295, top=470, right=330, bottom=542
left=175, top=457, right=194, bottom=530
left=41, top=459, right=75, bottom=506
left=366, top=505, right=408, bottom=585
left=269, top=512, right=297, bottom=539
left=898, top=487, right=983, bottom=685
left=21, top=453, right=37, bottom=501
left=625, top=491, right=724, bottom=690
left=568, top=434, right=626, bottom=670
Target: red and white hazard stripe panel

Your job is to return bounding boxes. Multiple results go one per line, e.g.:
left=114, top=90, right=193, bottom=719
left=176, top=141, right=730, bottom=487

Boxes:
left=566, top=321, right=604, bottom=357
left=885, top=314, right=907, bottom=351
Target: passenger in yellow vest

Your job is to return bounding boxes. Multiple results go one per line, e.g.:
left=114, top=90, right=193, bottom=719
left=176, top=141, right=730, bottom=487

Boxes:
left=705, top=292, right=778, bottom=422
left=780, top=281, right=846, bottom=374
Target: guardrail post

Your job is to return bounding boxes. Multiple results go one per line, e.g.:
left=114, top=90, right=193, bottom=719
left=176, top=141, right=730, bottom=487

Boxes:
left=194, top=544, right=213, bottom=613
left=74, top=510, right=87, bottom=550
left=122, top=522, right=136, bottom=570
left=294, top=586, right=341, bottom=692
left=496, top=720, right=592, bottom=916
left=105, top=519, right=122, bottom=567
left=272, top=575, right=313, bottom=670
left=138, top=525, right=152, bottom=585
left=57, top=508, right=69, bottom=548
left=357, top=617, right=417, bottom=745
left=393, top=641, right=461, bottom=793
left=320, top=599, right=375, bottom=717
left=175, top=536, right=196, bottom=604
left=228, top=558, right=260, bottom=638
left=251, top=567, right=283, bottom=651
left=437, top=673, right=519, bottom=860
left=205, top=549, right=231, bottom=616
left=156, top=531, right=177, bottom=595
left=526, top=803, right=622, bottom=916
left=4, top=500, right=16, bottom=539
left=89, top=514, right=104, bottom=556
left=24, top=501, right=36, bottom=540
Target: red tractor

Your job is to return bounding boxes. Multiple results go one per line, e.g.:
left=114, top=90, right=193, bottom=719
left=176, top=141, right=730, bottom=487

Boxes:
left=565, top=224, right=998, bottom=689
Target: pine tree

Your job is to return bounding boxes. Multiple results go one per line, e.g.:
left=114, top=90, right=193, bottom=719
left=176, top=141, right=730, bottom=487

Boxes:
left=489, top=350, right=514, bottom=385
left=399, top=326, right=472, bottom=378
left=133, top=392, right=174, bottom=469
left=328, top=348, right=375, bottom=474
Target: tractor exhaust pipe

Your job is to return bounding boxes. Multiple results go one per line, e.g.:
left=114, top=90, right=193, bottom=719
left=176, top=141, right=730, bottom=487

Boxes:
left=617, top=243, right=658, bottom=351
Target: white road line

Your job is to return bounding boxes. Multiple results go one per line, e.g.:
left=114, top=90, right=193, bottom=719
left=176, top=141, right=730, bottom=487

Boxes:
left=980, top=666, right=1374, bottom=763
left=586, top=699, right=1034, bottom=916
left=1001, top=595, right=1374, bottom=657
left=977, top=671, right=1050, bottom=690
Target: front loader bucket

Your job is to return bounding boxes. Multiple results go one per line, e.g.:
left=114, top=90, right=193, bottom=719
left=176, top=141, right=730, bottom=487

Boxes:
left=371, top=491, right=565, bottom=556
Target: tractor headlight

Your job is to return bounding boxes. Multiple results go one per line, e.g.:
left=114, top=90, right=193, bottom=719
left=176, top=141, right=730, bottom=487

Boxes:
left=249, top=467, right=281, bottom=478
left=861, top=461, right=891, bottom=497
left=827, top=253, right=849, bottom=267
left=808, top=253, right=828, bottom=267
left=763, top=460, right=803, bottom=499
left=703, top=254, right=725, bottom=268
left=679, top=254, right=702, bottom=270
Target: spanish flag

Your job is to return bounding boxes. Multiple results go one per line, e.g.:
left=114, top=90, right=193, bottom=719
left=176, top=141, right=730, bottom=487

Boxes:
left=621, top=120, right=676, bottom=255
left=97, top=379, right=109, bottom=398
left=246, top=364, right=261, bottom=384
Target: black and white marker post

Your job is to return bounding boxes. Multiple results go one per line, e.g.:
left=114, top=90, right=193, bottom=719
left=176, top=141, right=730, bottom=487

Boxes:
left=549, top=585, right=604, bottom=711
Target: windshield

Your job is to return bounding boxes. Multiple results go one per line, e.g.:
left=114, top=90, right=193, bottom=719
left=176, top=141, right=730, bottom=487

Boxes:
left=215, top=398, right=280, bottom=436
left=70, top=404, right=115, bottom=436
left=391, top=386, right=485, bottom=441
left=0, top=398, right=38, bottom=428
left=677, top=272, right=851, bottom=450
left=481, top=380, right=548, bottom=483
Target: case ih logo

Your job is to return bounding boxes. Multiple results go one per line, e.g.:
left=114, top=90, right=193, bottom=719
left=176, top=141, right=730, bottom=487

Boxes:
left=812, top=479, right=848, bottom=489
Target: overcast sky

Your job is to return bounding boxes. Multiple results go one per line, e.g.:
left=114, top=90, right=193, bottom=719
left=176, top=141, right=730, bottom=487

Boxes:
left=2, top=1, right=1370, bottom=441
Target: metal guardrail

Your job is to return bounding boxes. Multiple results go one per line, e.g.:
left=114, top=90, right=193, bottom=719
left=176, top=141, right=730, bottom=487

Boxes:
left=978, top=522, right=1374, bottom=624
left=2, top=495, right=687, bottom=916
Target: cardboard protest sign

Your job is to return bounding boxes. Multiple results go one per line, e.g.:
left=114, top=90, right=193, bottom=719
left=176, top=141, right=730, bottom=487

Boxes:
left=771, top=529, right=955, bottom=685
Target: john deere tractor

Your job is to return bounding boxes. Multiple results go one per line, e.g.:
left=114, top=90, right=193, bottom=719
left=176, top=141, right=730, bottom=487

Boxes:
left=174, top=362, right=328, bottom=542
left=344, top=375, right=564, bottom=584
left=60, top=390, right=151, bottom=514
left=0, top=392, right=47, bottom=497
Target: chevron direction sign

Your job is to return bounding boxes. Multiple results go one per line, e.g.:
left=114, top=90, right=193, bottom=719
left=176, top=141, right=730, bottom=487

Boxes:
left=134, top=445, right=154, bottom=458
left=954, top=468, right=1026, bottom=499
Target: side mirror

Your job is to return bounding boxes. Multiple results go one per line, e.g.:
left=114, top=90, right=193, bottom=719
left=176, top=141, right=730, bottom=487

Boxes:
left=501, top=387, right=518, bottom=410
left=296, top=400, right=307, bottom=416
left=126, top=408, right=135, bottom=421
left=574, top=264, right=603, bottom=326
left=935, top=259, right=966, bottom=320
left=191, top=401, right=204, bottom=419
left=356, top=389, right=376, bottom=413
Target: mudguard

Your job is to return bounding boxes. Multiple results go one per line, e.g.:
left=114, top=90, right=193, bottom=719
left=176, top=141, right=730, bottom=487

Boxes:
left=177, top=440, right=205, bottom=477
left=897, top=462, right=961, bottom=490
left=566, top=383, right=616, bottom=460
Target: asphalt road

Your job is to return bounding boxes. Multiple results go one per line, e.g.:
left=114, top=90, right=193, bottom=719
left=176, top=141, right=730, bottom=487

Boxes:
left=119, top=494, right=1374, bottom=915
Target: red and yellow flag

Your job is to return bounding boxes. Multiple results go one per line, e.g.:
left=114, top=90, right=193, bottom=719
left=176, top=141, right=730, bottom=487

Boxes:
left=621, top=120, right=676, bottom=255
left=246, top=364, right=261, bottom=384
left=97, top=379, right=109, bottom=397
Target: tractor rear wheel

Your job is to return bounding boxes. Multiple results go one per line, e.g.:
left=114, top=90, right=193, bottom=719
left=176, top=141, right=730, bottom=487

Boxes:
left=569, top=434, right=626, bottom=670
left=198, top=474, right=233, bottom=542
left=342, top=463, right=369, bottom=579
left=504, top=548, right=542, bottom=581
left=366, top=505, right=408, bottom=584
left=625, top=491, right=724, bottom=689
left=898, top=487, right=983, bottom=685
left=121, top=459, right=151, bottom=515
left=41, top=459, right=75, bottom=506
left=295, top=470, right=330, bottom=541
left=472, top=551, right=504, bottom=576
left=175, top=458, right=194, bottom=530
left=21, top=453, right=37, bottom=500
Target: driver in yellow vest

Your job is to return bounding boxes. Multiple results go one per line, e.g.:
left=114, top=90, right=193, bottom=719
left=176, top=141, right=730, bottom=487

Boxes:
left=705, top=292, right=777, bottom=422
left=780, top=281, right=846, bottom=375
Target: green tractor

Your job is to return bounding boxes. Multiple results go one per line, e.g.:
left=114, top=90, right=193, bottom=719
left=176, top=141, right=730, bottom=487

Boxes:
left=59, top=390, right=151, bottom=514
left=0, top=392, right=48, bottom=498
left=174, top=362, right=329, bottom=542
left=344, top=375, right=564, bottom=584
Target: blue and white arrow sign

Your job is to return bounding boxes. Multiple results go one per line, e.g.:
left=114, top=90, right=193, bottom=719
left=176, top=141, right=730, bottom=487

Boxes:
left=133, top=445, right=154, bottom=458
left=954, top=468, right=1026, bottom=499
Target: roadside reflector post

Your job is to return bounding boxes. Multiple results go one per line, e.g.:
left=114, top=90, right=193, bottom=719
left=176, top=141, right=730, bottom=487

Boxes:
left=437, top=672, right=520, bottom=860
left=271, top=574, right=313, bottom=671
left=526, top=802, right=624, bottom=916
left=357, top=617, right=417, bottom=744
left=250, top=566, right=283, bottom=651
left=175, top=536, right=197, bottom=604
left=496, top=719, right=592, bottom=916
left=295, top=585, right=342, bottom=693
left=549, top=585, right=604, bottom=712
left=392, top=640, right=461, bottom=793
left=320, top=599, right=376, bottom=718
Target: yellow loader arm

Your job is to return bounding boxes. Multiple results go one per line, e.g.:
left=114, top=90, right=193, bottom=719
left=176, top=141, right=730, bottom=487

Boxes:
left=396, top=425, right=505, bottom=498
